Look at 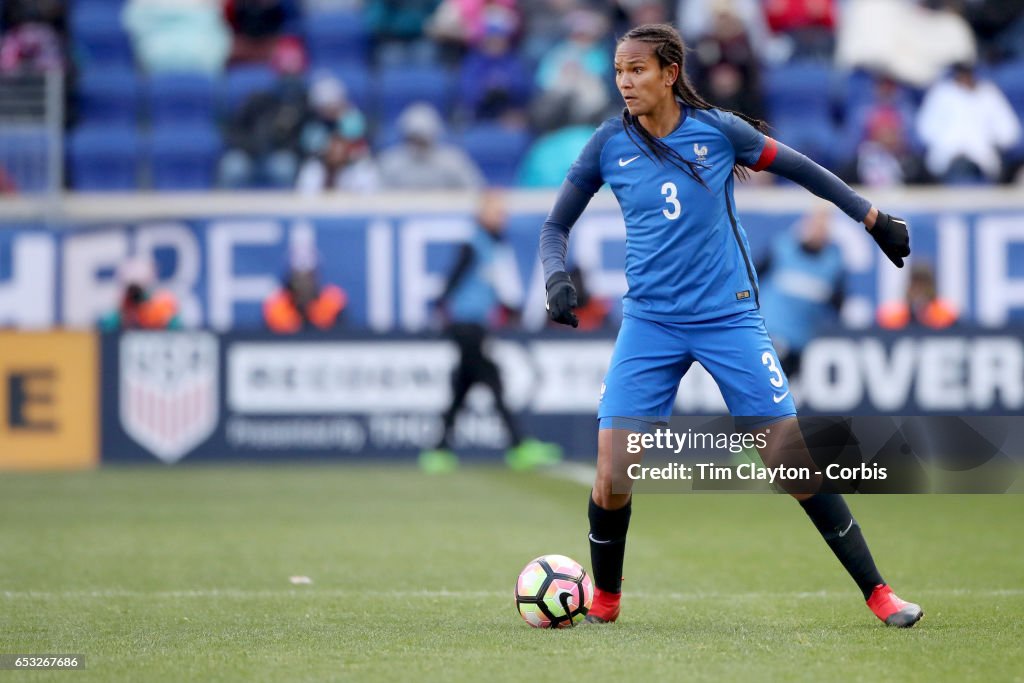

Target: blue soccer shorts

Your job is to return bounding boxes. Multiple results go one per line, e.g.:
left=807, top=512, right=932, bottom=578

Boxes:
left=598, top=309, right=796, bottom=431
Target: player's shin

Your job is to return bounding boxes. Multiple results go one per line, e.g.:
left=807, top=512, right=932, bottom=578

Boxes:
left=799, top=493, right=884, bottom=600
left=587, top=494, right=630, bottom=621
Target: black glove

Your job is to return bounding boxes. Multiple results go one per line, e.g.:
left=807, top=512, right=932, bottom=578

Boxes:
left=545, top=271, right=578, bottom=328
left=869, top=211, right=911, bottom=268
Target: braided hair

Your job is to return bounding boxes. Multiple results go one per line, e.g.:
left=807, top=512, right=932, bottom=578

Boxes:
left=617, top=24, right=769, bottom=183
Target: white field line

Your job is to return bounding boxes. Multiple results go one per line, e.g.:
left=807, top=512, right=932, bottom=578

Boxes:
left=2, top=588, right=1022, bottom=601
left=544, top=462, right=597, bottom=487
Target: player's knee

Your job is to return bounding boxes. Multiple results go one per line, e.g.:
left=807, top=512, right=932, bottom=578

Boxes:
left=591, top=476, right=630, bottom=510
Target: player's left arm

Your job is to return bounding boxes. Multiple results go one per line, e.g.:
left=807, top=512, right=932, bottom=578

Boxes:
left=756, top=141, right=910, bottom=267
left=711, top=109, right=911, bottom=268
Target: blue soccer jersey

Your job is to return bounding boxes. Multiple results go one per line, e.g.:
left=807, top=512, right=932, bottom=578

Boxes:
left=566, top=108, right=778, bottom=323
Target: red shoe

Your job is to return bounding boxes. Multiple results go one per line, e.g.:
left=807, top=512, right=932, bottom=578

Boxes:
left=584, top=587, right=621, bottom=624
left=867, top=584, right=923, bottom=627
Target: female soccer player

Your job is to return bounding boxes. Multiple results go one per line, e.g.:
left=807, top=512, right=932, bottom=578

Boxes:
left=539, top=24, right=921, bottom=627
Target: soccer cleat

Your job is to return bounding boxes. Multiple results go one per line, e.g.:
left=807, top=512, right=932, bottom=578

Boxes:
left=505, top=439, right=563, bottom=471
left=417, top=449, right=459, bottom=474
left=583, top=587, right=621, bottom=624
left=867, top=584, right=923, bottom=627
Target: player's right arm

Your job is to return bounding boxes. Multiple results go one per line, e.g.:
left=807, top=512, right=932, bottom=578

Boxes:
left=540, top=119, right=620, bottom=327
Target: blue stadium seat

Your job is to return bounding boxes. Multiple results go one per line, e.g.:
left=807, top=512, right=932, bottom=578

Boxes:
left=303, top=11, right=371, bottom=69
left=148, top=123, right=222, bottom=191
left=0, top=127, right=50, bottom=193
left=457, top=124, right=531, bottom=187
left=70, top=3, right=134, bottom=68
left=148, top=73, right=216, bottom=124
left=376, top=66, right=456, bottom=124
left=67, top=125, right=141, bottom=190
left=772, top=115, right=837, bottom=170
left=992, top=59, right=1024, bottom=116
left=223, top=64, right=280, bottom=114
left=763, top=61, right=833, bottom=122
left=76, top=68, right=141, bottom=125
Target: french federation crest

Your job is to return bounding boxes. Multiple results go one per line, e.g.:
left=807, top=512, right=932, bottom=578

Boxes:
left=120, top=332, right=219, bottom=463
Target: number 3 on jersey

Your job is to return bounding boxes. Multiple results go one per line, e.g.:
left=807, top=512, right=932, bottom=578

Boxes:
left=661, top=182, right=681, bottom=220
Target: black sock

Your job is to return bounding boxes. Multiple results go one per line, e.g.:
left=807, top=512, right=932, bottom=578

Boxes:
left=588, top=495, right=631, bottom=594
left=800, top=494, right=884, bottom=600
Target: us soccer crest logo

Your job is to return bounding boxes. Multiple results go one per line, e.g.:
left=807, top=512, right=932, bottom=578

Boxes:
left=120, top=332, right=219, bottom=463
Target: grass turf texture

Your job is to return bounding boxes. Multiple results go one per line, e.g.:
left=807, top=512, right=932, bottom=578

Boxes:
left=1, top=466, right=1022, bottom=683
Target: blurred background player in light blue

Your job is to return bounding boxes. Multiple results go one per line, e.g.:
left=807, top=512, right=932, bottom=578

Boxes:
left=420, top=190, right=562, bottom=473
left=758, top=205, right=844, bottom=381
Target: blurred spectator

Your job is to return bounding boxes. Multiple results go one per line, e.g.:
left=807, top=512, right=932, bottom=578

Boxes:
left=518, top=0, right=575, bottom=67
left=854, top=107, right=926, bottom=187
left=219, top=77, right=309, bottom=189
left=99, top=257, right=181, bottom=331
left=263, top=244, right=347, bottom=333
left=691, top=1, right=764, bottom=121
left=428, top=0, right=521, bottom=58
left=0, top=167, right=17, bottom=194
left=836, top=0, right=976, bottom=88
left=763, top=0, right=836, bottom=61
left=123, top=0, right=232, bottom=76
left=530, top=9, right=612, bottom=132
left=611, top=0, right=668, bottom=37
left=366, top=0, right=443, bottom=65
left=678, top=0, right=773, bottom=61
left=758, top=206, right=844, bottom=378
left=455, top=8, right=531, bottom=123
left=377, top=103, right=484, bottom=189
left=420, top=190, right=561, bottom=473
left=225, top=0, right=304, bottom=65
left=296, top=73, right=379, bottom=192
left=1, top=0, right=66, bottom=36
left=916, top=62, right=1022, bottom=184
left=0, top=23, right=64, bottom=74
left=877, top=262, right=958, bottom=329
left=517, top=123, right=595, bottom=187
left=962, top=0, right=1024, bottom=64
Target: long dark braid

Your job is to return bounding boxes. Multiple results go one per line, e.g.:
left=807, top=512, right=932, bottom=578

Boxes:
left=618, top=23, right=769, bottom=182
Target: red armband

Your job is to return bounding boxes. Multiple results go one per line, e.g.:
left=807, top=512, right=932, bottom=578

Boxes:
left=750, top=137, right=778, bottom=172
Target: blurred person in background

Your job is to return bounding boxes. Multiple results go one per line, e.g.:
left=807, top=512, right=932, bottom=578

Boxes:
left=377, top=103, right=484, bottom=189
left=517, top=116, right=598, bottom=187
left=763, top=0, right=837, bottom=61
left=263, top=242, right=347, bottom=333
left=427, top=0, right=521, bottom=64
left=99, top=257, right=181, bottom=331
left=853, top=107, right=926, bottom=187
left=366, top=0, right=443, bottom=65
left=123, top=0, right=231, bottom=76
left=877, top=262, right=958, bottom=330
left=296, top=73, right=380, bottom=192
left=219, top=77, right=308, bottom=188
left=916, top=62, right=1022, bottom=184
left=225, top=0, right=303, bottom=64
left=677, top=0, right=773, bottom=62
left=757, top=206, right=844, bottom=379
left=420, top=191, right=562, bottom=473
left=690, top=0, right=764, bottom=121
left=529, top=9, right=612, bottom=132
left=961, top=0, right=1024, bottom=64
left=453, top=6, right=531, bottom=124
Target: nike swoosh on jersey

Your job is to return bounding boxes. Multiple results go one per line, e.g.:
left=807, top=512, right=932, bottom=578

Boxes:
left=772, top=390, right=790, bottom=404
left=618, top=155, right=640, bottom=167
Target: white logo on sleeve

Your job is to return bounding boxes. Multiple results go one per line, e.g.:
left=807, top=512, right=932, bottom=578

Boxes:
left=618, top=155, right=640, bottom=167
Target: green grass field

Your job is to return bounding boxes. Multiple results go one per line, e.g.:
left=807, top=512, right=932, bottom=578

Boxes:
left=1, top=465, right=1022, bottom=682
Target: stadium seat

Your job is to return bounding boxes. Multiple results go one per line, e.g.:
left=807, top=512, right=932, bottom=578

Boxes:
left=67, top=125, right=141, bottom=190
left=76, top=68, right=141, bottom=125
left=303, top=11, right=371, bottom=70
left=223, top=64, right=279, bottom=114
left=376, top=66, right=456, bottom=125
left=147, top=123, right=222, bottom=191
left=457, top=124, right=532, bottom=187
left=772, top=115, right=837, bottom=170
left=763, top=61, right=833, bottom=122
left=0, top=127, right=50, bottom=193
left=147, top=73, right=216, bottom=124
left=992, top=59, right=1024, bottom=117
left=70, top=3, right=135, bottom=68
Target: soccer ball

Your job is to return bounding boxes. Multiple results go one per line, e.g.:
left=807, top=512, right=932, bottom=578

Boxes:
left=514, top=554, right=593, bottom=628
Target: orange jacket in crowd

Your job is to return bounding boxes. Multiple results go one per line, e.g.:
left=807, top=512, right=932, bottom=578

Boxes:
left=263, top=284, right=347, bottom=333
left=100, top=289, right=181, bottom=330
left=877, top=299, right=958, bottom=330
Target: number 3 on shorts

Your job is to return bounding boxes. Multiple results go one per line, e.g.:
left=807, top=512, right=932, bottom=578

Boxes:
left=761, top=351, right=784, bottom=388
left=662, top=182, right=681, bottom=220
